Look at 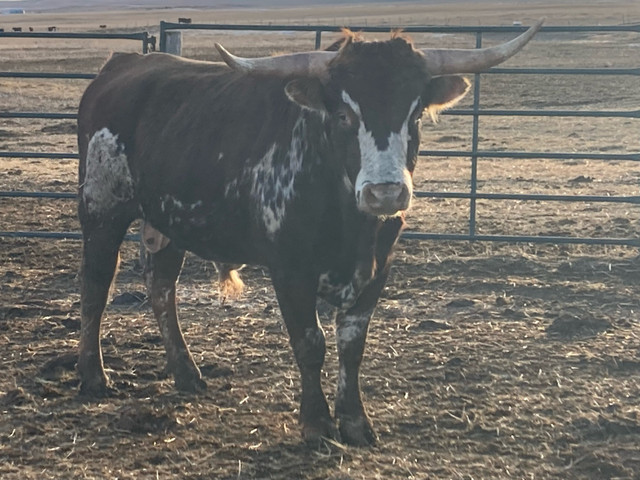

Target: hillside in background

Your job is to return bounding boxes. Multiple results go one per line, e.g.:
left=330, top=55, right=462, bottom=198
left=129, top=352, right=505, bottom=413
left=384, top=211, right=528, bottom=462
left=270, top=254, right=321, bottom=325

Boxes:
left=0, top=0, right=431, bottom=13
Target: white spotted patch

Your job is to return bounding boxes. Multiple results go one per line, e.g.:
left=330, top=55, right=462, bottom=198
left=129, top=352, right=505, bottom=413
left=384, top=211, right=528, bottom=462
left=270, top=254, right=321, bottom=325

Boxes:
left=318, top=272, right=359, bottom=309
left=336, top=308, right=374, bottom=398
left=305, top=326, right=325, bottom=348
left=224, top=178, right=239, bottom=199
left=342, top=91, right=417, bottom=211
left=251, top=116, right=306, bottom=238
left=317, top=261, right=375, bottom=310
left=82, top=128, right=134, bottom=215
left=161, top=195, right=206, bottom=227
left=337, top=365, right=348, bottom=397
left=336, top=309, right=373, bottom=353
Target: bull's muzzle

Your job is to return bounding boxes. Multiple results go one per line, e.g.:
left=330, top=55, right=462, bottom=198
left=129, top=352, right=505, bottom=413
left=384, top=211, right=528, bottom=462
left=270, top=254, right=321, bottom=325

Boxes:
left=359, top=182, right=411, bottom=216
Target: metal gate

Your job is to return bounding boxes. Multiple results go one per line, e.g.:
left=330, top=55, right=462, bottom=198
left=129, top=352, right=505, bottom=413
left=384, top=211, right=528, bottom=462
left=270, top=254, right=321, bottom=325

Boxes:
left=1, top=23, right=638, bottom=246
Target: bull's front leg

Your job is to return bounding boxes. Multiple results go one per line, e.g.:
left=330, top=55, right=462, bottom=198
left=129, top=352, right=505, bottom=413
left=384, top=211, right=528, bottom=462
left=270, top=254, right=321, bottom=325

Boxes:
left=335, top=216, right=403, bottom=445
left=270, top=268, right=336, bottom=444
left=335, top=303, right=378, bottom=446
left=335, top=261, right=395, bottom=446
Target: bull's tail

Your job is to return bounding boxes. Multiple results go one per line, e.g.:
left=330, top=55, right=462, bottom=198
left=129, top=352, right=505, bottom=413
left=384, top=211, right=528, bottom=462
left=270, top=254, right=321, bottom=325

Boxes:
left=216, top=263, right=245, bottom=303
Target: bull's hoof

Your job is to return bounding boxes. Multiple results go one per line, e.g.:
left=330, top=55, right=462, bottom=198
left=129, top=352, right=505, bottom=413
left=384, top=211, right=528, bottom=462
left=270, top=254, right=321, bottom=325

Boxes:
left=338, top=415, right=377, bottom=447
left=302, top=417, right=339, bottom=446
left=78, top=375, right=112, bottom=398
left=173, top=371, right=207, bottom=393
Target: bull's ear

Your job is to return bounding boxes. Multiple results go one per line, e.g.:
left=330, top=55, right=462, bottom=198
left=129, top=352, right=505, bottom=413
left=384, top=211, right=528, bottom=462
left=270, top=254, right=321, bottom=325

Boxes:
left=285, top=78, right=327, bottom=114
left=423, top=75, right=471, bottom=121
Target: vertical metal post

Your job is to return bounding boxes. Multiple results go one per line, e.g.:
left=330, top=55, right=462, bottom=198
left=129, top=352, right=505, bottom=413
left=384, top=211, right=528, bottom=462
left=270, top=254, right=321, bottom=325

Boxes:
left=165, top=31, right=182, bottom=55
left=315, top=30, right=322, bottom=49
left=469, top=31, right=482, bottom=240
left=159, top=21, right=167, bottom=52
left=141, top=31, right=149, bottom=54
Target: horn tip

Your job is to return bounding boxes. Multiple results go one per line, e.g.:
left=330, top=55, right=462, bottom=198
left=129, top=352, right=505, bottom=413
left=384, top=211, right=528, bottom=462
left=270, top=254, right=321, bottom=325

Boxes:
left=215, top=43, right=247, bottom=72
left=532, top=17, right=545, bottom=31
left=214, top=42, right=228, bottom=58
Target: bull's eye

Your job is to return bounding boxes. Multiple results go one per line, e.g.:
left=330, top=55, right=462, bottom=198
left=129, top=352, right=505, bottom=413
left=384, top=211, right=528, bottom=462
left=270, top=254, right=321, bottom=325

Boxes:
left=337, top=111, right=349, bottom=125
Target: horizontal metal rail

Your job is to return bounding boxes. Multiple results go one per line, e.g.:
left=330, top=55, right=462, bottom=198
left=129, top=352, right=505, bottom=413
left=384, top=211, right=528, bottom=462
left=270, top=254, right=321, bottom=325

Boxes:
left=6, top=191, right=638, bottom=204
left=419, top=150, right=640, bottom=162
left=415, top=192, right=640, bottom=203
left=401, top=232, right=640, bottom=247
left=0, top=191, right=76, bottom=199
left=0, top=112, right=77, bottom=119
left=489, top=67, right=640, bottom=75
left=0, top=72, right=95, bottom=79
left=0, top=231, right=139, bottom=241
left=160, top=21, right=640, bottom=51
left=0, top=152, right=78, bottom=159
left=1, top=230, right=637, bottom=247
left=0, top=30, right=154, bottom=53
left=2, top=106, right=637, bottom=123
left=160, top=22, right=640, bottom=34
left=0, top=31, right=149, bottom=40
left=0, top=231, right=82, bottom=240
left=2, top=150, right=636, bottom=162
left=445, top=108, right=640, bottom=118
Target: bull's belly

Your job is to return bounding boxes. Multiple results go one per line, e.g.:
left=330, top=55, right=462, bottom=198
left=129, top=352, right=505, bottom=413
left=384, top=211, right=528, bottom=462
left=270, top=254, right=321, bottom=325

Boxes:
left=171, top=229, right=262, bottom=265
left=141, top=196, right=265, bottom=265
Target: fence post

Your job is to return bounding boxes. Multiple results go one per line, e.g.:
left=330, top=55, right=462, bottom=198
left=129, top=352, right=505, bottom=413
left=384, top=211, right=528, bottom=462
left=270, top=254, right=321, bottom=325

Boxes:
left=468, top=31, right=482, bottom=241
left=165, top=31, right=182, bottom=55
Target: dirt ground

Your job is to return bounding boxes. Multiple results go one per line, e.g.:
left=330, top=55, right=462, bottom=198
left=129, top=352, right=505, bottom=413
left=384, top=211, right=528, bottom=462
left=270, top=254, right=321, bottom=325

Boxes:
left=2, top=2, right=640, bottom=479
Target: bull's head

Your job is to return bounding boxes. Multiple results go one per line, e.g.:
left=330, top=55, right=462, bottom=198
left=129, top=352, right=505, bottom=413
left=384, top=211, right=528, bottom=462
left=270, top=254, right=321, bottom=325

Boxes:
left=216, top=20, right=542, bottom=216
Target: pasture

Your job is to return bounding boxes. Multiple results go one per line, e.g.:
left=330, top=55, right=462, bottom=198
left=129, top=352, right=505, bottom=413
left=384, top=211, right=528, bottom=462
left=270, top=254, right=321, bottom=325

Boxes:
left=1, top=1, right=640, bottom=478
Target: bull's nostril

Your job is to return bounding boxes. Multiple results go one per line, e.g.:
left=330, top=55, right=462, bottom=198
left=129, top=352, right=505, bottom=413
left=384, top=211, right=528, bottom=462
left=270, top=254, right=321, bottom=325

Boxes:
left=360, top=182, right=410, bottom=214
left=397, top=184, right=410, bottom=207
left=363, top=185, right=381, bottom=206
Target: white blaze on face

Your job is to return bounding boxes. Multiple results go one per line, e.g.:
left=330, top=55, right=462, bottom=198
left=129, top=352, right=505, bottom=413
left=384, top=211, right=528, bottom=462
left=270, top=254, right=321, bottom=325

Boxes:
left=341, top=91, right=417, bottom=211
left=83, top=127, right=134, bottom=215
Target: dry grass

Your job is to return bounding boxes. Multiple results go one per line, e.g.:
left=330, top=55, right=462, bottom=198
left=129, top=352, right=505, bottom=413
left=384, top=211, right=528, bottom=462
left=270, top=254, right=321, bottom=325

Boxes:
left=1, top=2, right=640, bottom=479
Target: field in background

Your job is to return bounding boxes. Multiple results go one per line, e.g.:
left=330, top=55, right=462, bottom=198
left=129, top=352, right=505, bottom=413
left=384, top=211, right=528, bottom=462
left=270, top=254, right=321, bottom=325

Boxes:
left=1, top=2, right=640, bottom=479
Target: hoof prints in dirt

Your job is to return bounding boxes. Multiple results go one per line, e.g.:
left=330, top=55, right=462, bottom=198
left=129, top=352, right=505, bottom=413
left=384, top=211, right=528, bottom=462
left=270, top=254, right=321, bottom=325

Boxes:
left=111, top=291, right=148, bottom=306
left=0, top=304, right=70, bottom=320
left=114, top=405, right=177, bottom=434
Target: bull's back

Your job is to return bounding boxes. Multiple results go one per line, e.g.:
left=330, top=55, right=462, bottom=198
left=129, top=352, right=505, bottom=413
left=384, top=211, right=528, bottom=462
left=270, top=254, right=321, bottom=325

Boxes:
left=78, top=53, right=231, bottom=175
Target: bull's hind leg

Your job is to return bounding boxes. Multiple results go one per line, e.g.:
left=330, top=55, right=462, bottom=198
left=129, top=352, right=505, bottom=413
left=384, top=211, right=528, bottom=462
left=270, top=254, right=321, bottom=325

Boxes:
left=77, top=219, right=130, bottom=396
left=144, top=244, right=206, bottom=392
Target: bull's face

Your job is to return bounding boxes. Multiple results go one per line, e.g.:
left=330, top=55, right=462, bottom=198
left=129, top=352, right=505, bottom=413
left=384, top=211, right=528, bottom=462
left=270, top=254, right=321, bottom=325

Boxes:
left=285, top=38, right=470, bottom=217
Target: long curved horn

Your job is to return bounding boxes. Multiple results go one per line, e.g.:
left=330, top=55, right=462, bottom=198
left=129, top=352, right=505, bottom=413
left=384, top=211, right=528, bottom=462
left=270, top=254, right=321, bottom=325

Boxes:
left=215, top=43, right=337, bottom=76
left=421, top=18, right=544, bottom=75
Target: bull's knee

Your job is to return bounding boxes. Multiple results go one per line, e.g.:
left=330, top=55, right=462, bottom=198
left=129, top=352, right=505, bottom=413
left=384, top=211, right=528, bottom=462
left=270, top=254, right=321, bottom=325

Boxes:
left=292, top=326, right=326, bottom=371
